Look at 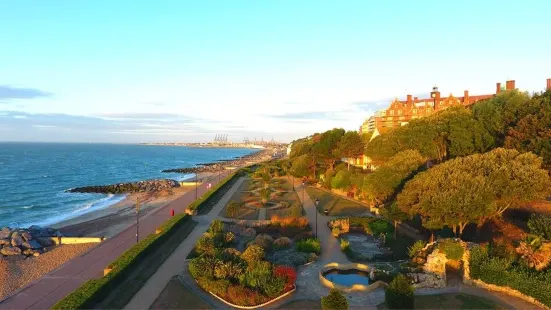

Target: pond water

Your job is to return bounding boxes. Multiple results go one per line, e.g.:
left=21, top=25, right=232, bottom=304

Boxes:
left=323, top=269, right=370, bottom=286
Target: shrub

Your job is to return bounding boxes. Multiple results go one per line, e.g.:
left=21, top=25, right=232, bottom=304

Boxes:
left=199, top=277, right=230, bottom=296
left=271, top=250, right=312, bottom=267
left=240, top=261, right=272, bottom=289
left=295, top=238, right=321, bottom=255
left=385, top=274, right=414, bottom=309
left=263, top=276, right=285, bottom=298
left=528, top=214, right=551, bottom=240
left=189, top=255, right=216, bottom=279
left=469, top=244, right=551, bottom=307
left=214, top=259, right=245, bottom=280
left=253, top=234, right=274, bottom=250
left=437, top=239, right=464, bottom=260
left=226, top=201, right=242, bottom=218
left=293, top=231, right=314, bottom=242
left=273, top=237, right=292, bottom=250
left=368, top=219, right=394, bottom=236
left=273, top=265, right=297, bottom=291
left=225, top=284, right=267, bottom=306
left=348, top=216, right=374, bottom=233
left=271, top=215, right=309, bottom=228
left=220, top=248, right=241, bottom=261
left=340, top=239, right=350, bottom=251
left=195, top=235, right=217, bottom=256
left=332, top=227, right=341, bottom=237
left=321, top=289, right=348, bottom=310
left=224, top=231, right=235, bottom=244
left=241, top=244, right=265, bottom=265
left=208, top=219, right=224, bottom=234
left=407, top=240, right=426, bottom=258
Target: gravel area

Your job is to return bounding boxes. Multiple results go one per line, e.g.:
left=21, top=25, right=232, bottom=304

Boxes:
left=0, top=243, right=96, bottom=301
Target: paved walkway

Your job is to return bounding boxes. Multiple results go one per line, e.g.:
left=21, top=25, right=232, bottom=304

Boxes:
left=0, top=170, right=236, bottom=310
left=124, top=177, right=246, bottom=309
left=294, top=182, right=347, bottom=263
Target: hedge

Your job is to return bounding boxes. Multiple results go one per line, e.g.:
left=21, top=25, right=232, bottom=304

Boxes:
left=52, top=213, right=191, bottom=310
left=469, top=245, right=551, bottom=307
left=188, top=169, right=246, bottom=213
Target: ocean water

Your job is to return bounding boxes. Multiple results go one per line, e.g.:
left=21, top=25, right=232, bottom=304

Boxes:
left=0, top=143, right=257, bottom=228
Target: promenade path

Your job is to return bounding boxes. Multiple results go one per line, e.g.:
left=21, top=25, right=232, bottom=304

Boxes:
left=124, top=177, right=246, bottom=309
left=0, top=169, right=237, bottom=310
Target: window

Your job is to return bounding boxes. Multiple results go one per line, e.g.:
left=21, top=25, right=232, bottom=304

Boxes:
left=390, top=110, right=394, bottom=115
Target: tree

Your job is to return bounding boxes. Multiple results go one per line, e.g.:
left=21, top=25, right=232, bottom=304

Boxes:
left=362, top=150, right=425, bottom=206
left=385, top=274, right=414, bottom=309
left=397, top=148, right=551, bottom=237
left=321, top=289, right=348, bottom=310
left=290, top=154, right=310, bottom=178
left=338, top=131, right=365, bottom=170
left=331, top=170, right=351, bottom=190
left=528, top=214, right=551, bottom=240
left=381, top=202, right=409, bottom=239
left=260, top=188, right=272, bottom=205
left=504, top=90, right=551, bottom=169
left=313, top=128, right=346, bottom=171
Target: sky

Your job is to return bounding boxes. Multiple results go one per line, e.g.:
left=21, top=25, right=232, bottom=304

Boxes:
left=1, top=0, right=550, bottom=143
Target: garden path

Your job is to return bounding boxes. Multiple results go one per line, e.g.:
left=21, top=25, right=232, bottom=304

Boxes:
left=124, top=177, right=246, bottom=309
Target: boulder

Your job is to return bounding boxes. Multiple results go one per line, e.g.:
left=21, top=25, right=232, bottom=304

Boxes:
left=22, top=231, right=33, bottom=241
left=36, top=237, right=54, bottom=247
left=11, top=233, right=23, bottom=247
left=0, top=227, right=11, bottom=239
left=0, top=239, right=10, bottom=246
left=1, top=246, right=22, bottom=256
left=22, top=240, right=42, bottom=250
left=55, top=231, right=64, bottom=237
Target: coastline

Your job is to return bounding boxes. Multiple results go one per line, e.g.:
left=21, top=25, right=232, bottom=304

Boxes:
left=53, top=172, right=214, bottom=237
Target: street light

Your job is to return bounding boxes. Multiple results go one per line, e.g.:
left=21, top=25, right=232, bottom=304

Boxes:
left=195, top=165, right=198, bottom=200
left=314, top=198, right=319, bottom=238
left=136, top=197, right=140, bottom=243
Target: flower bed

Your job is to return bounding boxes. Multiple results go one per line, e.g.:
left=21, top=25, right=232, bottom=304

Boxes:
left=189, top=221, right=298, bottom=307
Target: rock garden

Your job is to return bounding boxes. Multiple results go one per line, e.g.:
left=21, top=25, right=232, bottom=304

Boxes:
left=0, top=225, right=62, bottom=258
left=329, top=217, right=399, bottom=262
left=188, top=217, right=319, bottom=307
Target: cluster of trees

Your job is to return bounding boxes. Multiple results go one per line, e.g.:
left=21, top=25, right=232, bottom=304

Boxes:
left=397, top=148, right=551, bottom=237
left=367, top=90, right=551, bottom=167
left=286, top=89, right=551, bottom=240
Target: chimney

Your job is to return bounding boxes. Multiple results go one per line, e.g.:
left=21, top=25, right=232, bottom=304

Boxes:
left=435, top=91, right=441, bottom=109
left=407, top=95, right=412, bottom=105
left=547, top=78, right=551, bottom=90
left=506, top=80, right=516, bottom=90
left=464, top=90, right=470, bottom=105
left=414, top=96, right=418, bottom=103
left=496, top=82, right=501, bottom=94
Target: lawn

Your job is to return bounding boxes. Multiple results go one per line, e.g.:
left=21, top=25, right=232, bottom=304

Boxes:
left=150, top=276, right=211, bottom=309
left=305, top=187, right=368, bottom=216
left=377, top=293, right=502, bottom=310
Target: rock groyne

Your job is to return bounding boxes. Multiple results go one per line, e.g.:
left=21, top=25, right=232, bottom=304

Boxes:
left=67, top=179, right=180, bottom=194
left=0, top=226, right=62, bottom=258
left=162, top=149, right=269, bottom=174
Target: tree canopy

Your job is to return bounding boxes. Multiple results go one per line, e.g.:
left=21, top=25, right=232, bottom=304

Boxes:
left=397, top=148, right=551, bottom=236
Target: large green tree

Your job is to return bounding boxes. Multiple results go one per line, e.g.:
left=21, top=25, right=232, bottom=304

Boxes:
left=362, top=149, right=426, bottom=206
left=397, top=148, right=551, bottom=237
left=337, top=131, right=365, bottom=170
left=290, top=154, right=310, bottom=178
left=312, top=128, right=346, bottom=171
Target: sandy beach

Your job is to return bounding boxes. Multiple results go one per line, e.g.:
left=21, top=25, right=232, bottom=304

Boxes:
left=53, top=172, right=216, bottom=238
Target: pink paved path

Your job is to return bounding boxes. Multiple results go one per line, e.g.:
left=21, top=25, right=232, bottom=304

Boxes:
left=0, top=170, right=235, bottom=310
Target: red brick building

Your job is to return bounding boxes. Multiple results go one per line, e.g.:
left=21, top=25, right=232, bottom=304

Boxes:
left=375, top=80, right=517, bottom=130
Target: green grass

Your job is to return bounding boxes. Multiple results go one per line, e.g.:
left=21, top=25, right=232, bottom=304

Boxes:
left=377, top=293, right=501, bottom=310
left=150, top=276, right=211, bottom=310
left=305, top=187, right=368, bottom=216
left=190, top=169, right=245, bottom=215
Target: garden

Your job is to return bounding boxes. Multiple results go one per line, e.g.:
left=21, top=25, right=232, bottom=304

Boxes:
left=329, top=216, right=413, bottom=262
left=220, top=167, right=303, bottom=220
left=305, top=186, right=369, bottom=216
left=188, top=218, right=320, bottom=307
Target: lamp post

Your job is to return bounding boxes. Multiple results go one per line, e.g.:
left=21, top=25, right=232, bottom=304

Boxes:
left=136, top=197, right=140, bottom=243
left=195, top=165, right=198, bottom=200
left=314, top=198, right=319, bottom=238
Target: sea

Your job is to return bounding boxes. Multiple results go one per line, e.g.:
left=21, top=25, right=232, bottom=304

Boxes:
left=0, top=143, right=258, bottom=228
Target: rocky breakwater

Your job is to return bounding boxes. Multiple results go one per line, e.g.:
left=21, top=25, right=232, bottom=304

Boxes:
left=0, top=225, right=61, bottom=258
left=67, top=179, right=180, bottom=194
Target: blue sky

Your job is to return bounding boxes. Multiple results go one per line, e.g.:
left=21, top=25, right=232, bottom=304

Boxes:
left=1, top=0, right=550, bottom=143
